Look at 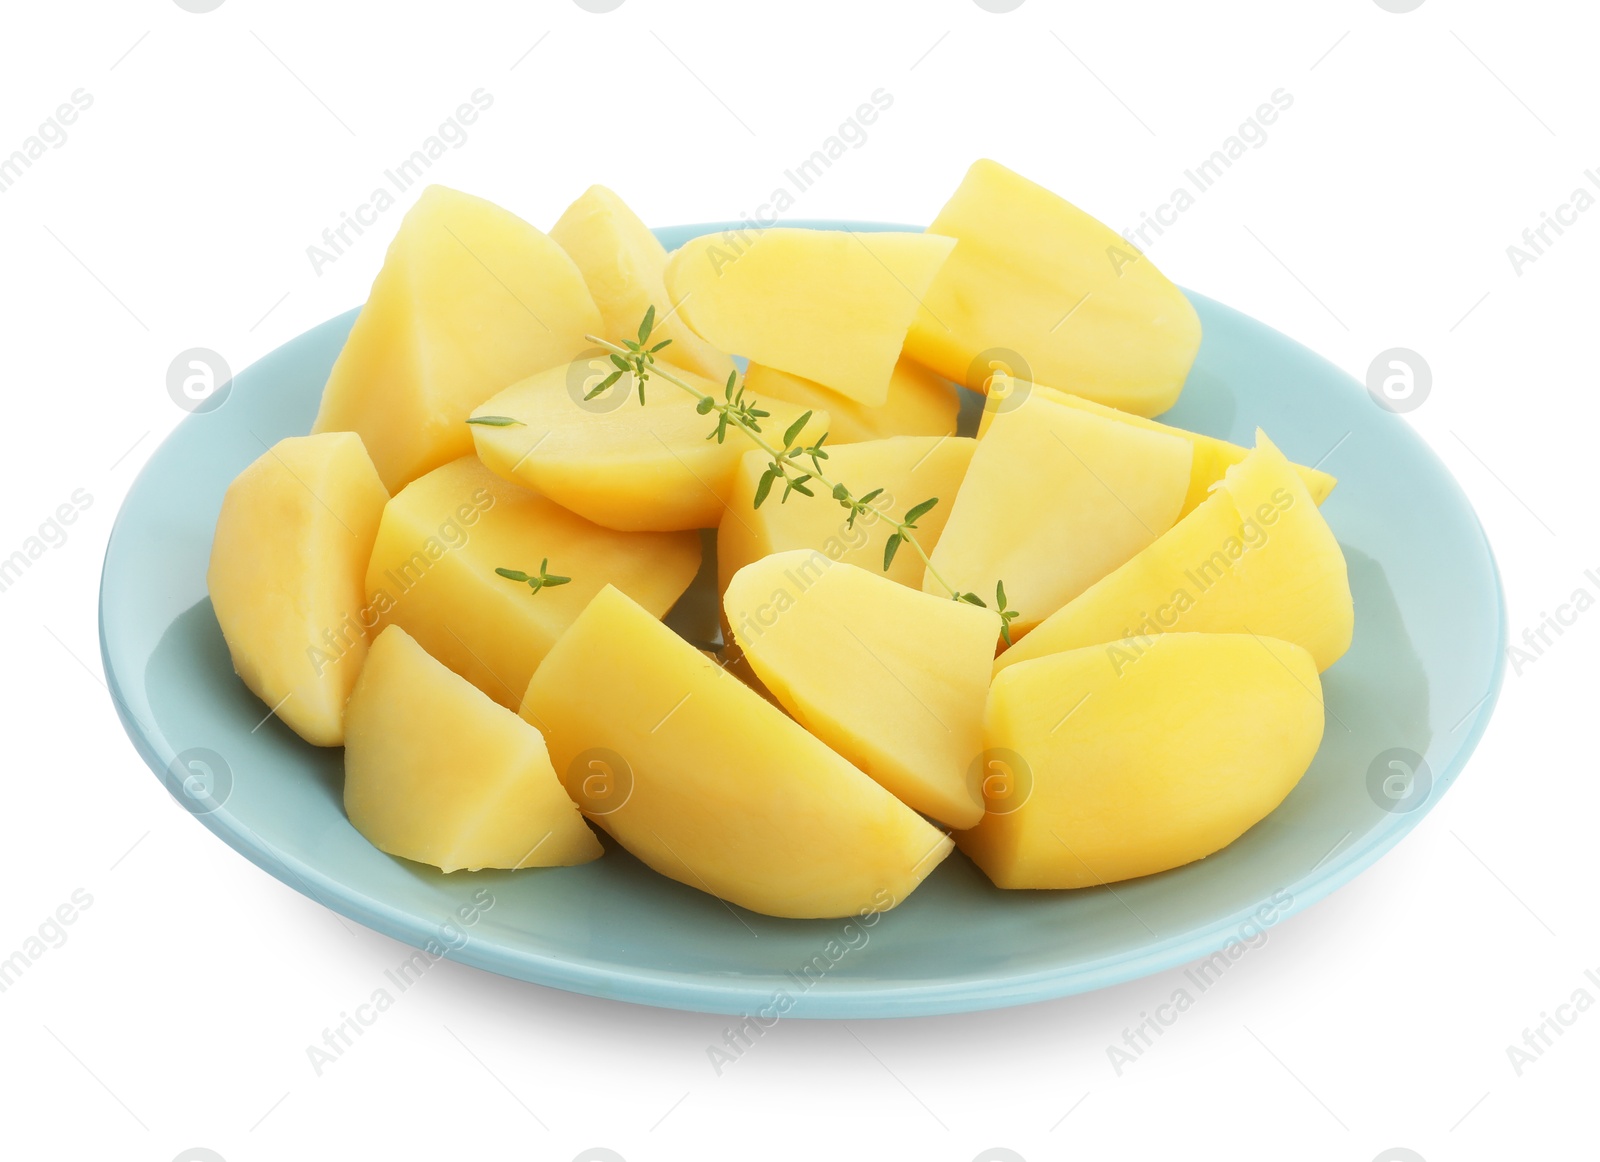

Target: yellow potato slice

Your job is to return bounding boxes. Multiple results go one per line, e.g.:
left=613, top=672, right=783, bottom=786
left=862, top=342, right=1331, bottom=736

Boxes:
left=207, top=432, right=388, bottom=746
left=905, top=159, right=1201, bottom=417
left=665, top=227, right=956, bottom=406
left=928, top=393, right=1193, bottom=633
left=471, top=362, right=827, bottom=533
left=313, top=185, right=601, bottom=492
left=521, top=585, right=953, bottom=919
left=726, top=552, right=995, bottom=828
left=960, top=633, right=1325, bottom=888
left=367, top=456, right=700, bottom=707
left=345, top=625, right=601, bottom=872
left=995, top=432, right=1354, bottom=674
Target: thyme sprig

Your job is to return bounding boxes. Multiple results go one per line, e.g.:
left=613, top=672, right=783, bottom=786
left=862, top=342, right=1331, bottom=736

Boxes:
left=495, top=560, right=571, bottom=595
left=584, top=308, right=1019, bottom=632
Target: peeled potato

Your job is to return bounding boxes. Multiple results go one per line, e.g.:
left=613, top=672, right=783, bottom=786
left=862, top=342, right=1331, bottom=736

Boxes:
left=550, top=184, right=736, bottom=382
left=367, top=455, right=700, bottom=707
left=995, top=432, right=1353, bottom=674
left=472, top=363, right=828, bottom=532
left=665, top=227, right=956, bottom=406
left=312, top=185, right=601, bottom=492
left=522, top=586, right=952, bottom=919
left=960, top=632, right=1325, bottom=888
left=207, top=432, right=388, bottom=746
left=345, top=625, right=601, bottom=872
left=726, top=552, right=995, bottom=828
left=905, top=159, right=1201, bottom=417
left=743, top=358, right=960, bottom=444
left=978, top=378, right=1336, bottom=515
left=929, top=393, right=1193, bottom=634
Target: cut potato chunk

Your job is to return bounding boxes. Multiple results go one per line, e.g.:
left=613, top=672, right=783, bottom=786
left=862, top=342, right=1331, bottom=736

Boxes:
left=725, top=552, right=994, bottom=828
left=995, top=432, right=1353, bottom=675
left=313, top=185, right=601, bottom=492
left=521, top=586, right=953, bottom=919
left=744, top=358, right=960, bottom=444
left=979, top=378, right=1337, bottom=515
left=550, top=184, right=735, bottom=382
left=665, top=228, right=956, bottom=406
left=927, top=394, right=1192, bottom=634
left=716, top=436, right=976, bottom=597
left=207, top=433, right=388, bottom=746
left=472, top=363, right=828, bottom=532
left=367, top=456, right=699, bottom=707
left=959, top=633, right=1324, bottom=888
left=904, top=159, right=1201, bottom=417
left=344, top=625, right=601, bottom=872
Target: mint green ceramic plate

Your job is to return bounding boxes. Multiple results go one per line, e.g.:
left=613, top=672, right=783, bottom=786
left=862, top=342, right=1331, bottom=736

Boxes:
left=99, top=221, right=1504, bottom=1017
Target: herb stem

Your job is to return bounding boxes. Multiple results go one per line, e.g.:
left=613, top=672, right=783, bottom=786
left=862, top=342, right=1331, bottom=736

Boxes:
left=583, top=332, right=972, bottom=603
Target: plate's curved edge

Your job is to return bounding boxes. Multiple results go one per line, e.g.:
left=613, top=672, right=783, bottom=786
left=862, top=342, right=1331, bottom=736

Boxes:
left=95, top=238, right=1510, bottom=1021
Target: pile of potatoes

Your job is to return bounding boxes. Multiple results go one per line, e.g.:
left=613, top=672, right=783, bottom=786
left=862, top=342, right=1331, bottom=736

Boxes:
left=206, top=161, right=1353, bottom=920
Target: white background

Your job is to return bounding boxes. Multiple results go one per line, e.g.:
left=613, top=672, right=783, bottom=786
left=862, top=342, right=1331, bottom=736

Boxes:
left=0, top=1, right=1594, bottom=1159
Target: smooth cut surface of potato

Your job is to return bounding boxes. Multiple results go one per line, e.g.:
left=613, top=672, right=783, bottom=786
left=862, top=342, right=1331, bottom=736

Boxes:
left=959, top=633, right=1325, bottom=888
left=743, top=358, right=960, bottom=444
left=716, top=435, right=977, bottom=598
left=978, top=378, right=1337, bottom=516
left=995, top=432, right=1353, bottom=675
left=550, top=184, right=735, bottom=382
left=725, top=552, right=995, bottom=828
left=344, top=625, right=602, bottom=872
left=471, top=363, right=827, bottom=532
left=928, top=393, right=1193, bottom=634
left=665, top=227, right=956, bottom=406
left=904, top=159, right=1201, bottom=417
left=313, top=185, right=601, bottom=492
left=521, top=585, right=953, bottom=919
left=207, top=432, right=388, bottom=746
left=367, top=456, right=700, bottom=708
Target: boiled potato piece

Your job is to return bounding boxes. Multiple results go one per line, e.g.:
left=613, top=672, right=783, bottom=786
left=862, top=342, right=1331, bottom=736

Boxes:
left=521, top=585, right=953, bottom=919
left=367, top=456, right=699, bottom=707
left=716, top=436, right=976, bottom=596
left=313, top=185, right=601, bottom=492
left=207, top=433, right=387, bottom=746
left=550, top=184, right=735, bottom=382
left=345, top=625, right=601, bottom=872
left=928, top=394, right=1192, bottom=634
left=959, top=633, right=1325, bottom=888
left=905, top=159, right=1201, bottom=417
left=744, top=358, right=960, bottom=443
left=725, top=552, right=994, bottom=828
left=665, top=228, right=956, bottom=406
left=995, top=432, right=1353, bottom=675
left=471, top=363, right=827, bottom=532
left=979, top=378, right=1337, bottom=515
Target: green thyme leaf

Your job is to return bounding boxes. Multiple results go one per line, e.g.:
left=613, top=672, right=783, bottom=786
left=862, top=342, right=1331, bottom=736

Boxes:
left=466, top=415, right=525, bottom=427
left=753, top=466, right=778, bottom=509
left=883, top=533, right=903, bottom=571
left=638, top=305, right=656, bottom=343
left=782, top=411, right=813, bottom=450
left=902, top=497, right=939, bottom=527
left=586, top=369, right=625, bottom=399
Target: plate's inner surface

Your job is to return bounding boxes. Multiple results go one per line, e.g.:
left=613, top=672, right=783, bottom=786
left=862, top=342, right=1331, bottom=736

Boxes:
left=101, top=223, right=1502, bottom=1016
